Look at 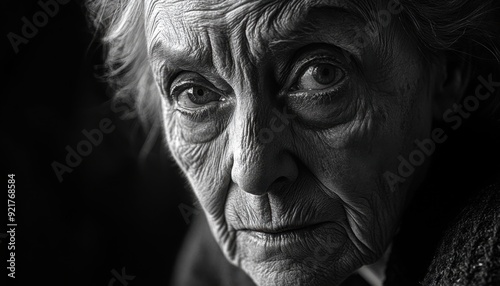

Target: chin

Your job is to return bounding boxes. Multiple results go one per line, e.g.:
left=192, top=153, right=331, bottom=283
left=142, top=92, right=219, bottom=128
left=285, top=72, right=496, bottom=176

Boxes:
left=242, top=261, right=352, bottom=286
left=230, top=223, right=359, bottom=286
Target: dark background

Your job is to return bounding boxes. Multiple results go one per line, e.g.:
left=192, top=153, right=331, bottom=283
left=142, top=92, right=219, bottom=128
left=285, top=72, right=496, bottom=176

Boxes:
left=2, top=1, right=193, bottom=285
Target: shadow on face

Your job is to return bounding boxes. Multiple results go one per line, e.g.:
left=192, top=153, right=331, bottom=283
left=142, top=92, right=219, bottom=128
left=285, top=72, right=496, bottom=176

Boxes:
left=145, top=0, right=442, bottom=285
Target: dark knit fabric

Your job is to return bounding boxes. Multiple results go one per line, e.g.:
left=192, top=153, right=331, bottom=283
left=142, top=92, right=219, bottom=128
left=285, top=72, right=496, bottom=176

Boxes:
left=422, top=183, right=500, bottom=286
left=383, top=181, right=500, bottom=286
left=384, top=119, right=500, bottom=286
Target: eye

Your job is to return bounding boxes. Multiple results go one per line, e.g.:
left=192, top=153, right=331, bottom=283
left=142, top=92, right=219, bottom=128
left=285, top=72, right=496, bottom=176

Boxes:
left=169, top=72, right=225, bottom=110
left=280, top=46, right=354, bottom=129
left=167, top=72, right=233, bottom=142
left=294, top=62, right=345, bottom=91
left=177, top=85, right=222, bottom=109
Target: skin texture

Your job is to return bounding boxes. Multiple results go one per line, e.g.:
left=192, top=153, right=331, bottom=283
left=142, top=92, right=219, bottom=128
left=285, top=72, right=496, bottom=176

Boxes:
left=144, top=0, right=438, bottom=285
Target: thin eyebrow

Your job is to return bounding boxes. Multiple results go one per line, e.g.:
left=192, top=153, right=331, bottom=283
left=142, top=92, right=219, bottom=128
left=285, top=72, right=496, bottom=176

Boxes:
left=149, top=40, right=209, bottom=70
left=267, top=6, right=367, bottom=52
left=266, top=0, right=372, bottom=41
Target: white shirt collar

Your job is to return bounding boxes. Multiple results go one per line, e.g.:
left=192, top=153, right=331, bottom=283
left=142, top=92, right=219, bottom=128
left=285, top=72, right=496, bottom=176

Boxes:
left=356, top=244, right=392, bottom=286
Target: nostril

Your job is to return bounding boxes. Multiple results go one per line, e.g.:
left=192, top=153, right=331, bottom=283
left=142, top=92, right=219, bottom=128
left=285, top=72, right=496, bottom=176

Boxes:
left=231, top=148, right=299, bottom=196
left=273, top=176, right=289, bottom=186
left=266, top=176, right=290, bottom=194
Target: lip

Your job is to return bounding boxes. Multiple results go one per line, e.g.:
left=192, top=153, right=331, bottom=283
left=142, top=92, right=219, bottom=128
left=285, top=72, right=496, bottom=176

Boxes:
left=239, top=222, right=333, bottom=240
left=235, top=222, right=344, bottom=262
left=242, top=222, right=328, bottom=233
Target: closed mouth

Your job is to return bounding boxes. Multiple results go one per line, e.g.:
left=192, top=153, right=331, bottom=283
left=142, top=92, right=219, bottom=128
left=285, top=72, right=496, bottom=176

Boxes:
left=235, top=221, right=344, bottom=259
left=240, top=222, right=331, bottom=236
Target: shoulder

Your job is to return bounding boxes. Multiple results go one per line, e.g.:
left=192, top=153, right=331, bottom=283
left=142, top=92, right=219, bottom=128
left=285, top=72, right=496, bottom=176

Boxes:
left=423, top=182, right=500, bottom=285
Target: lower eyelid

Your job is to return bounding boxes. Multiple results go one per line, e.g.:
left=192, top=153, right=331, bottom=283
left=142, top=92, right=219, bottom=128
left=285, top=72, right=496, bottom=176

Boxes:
left=286, top=80, right=352, bottom=116
left=175, top=98, right=233, bottom=122
left=176, top=105, right=216, bottom=121
left=288, top=97, right=357, bottom=130
left=289, top=76, right=348, bottom=100
left=287, top=91, right=335, bottom=109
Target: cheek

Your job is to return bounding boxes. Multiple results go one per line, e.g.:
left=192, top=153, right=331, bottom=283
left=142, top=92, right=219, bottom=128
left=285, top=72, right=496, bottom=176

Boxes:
left=294, top=91, right=399, bottom=190
left=161, top=100, right=232, bottom=215
left=290, top=77, right=432, bottom=247
left=291, top=65, right=432, bottom=193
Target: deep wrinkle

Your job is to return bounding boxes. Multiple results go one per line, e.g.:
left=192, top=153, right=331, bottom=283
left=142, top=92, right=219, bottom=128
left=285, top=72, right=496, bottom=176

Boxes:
left=146, top=1, right=435, bottom=285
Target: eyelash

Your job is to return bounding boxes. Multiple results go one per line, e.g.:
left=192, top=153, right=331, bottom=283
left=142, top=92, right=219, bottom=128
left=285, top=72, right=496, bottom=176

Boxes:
left=286, top=56, right=346, bottom=92
left=169, top=82, right=228, bottom=122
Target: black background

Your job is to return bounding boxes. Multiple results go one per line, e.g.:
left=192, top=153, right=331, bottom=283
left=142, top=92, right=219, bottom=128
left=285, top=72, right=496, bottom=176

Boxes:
left=2, top=1, right=193, bottom=285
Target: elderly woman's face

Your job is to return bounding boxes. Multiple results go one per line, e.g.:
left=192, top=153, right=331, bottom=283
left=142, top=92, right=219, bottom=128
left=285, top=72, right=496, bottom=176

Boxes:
left=146, top=0, right=434, bottom=284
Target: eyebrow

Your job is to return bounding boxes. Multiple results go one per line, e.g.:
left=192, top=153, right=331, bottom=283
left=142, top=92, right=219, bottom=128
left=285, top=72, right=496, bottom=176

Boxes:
left=149, top=33, right=217, bottom=81
left=267, top=6, right=369, bottom=54
left=148, top=0, right=376, bottom=74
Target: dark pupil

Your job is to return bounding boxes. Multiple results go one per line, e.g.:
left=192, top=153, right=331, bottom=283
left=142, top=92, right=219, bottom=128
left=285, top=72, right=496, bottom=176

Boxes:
left=188, top=87, right=217, bottom=105
left=196, top=88, right=205, bottom=97
left=312, top=64, right=336, bottom=85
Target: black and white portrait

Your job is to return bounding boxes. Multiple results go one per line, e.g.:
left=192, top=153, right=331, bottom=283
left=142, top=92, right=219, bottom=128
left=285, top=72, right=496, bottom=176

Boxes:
left=4, top=0, right=500, bottom=285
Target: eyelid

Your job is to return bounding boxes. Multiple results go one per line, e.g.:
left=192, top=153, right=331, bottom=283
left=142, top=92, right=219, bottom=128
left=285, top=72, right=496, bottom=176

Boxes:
left=278, top=44, right=351, bottom=81
left=294, top=56, right=343, bottom=80
left=169, top=71, right=232, bottom=98
left=281, top=55, right=346, bottom=98
left=169, top=73, right=222, bottom=98
left=171, top=80, right=216, bottom=95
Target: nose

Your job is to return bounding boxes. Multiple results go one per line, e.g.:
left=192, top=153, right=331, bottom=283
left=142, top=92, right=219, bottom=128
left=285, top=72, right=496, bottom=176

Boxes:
left=230, top=106, right=298, bottom=196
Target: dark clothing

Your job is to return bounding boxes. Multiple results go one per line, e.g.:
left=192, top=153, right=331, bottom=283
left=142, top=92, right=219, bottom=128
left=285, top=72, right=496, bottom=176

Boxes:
left=422, top=183, right=500, bottom=286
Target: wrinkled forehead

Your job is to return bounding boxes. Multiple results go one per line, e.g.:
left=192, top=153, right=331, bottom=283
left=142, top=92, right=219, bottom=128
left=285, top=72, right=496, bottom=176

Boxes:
left=144, top=0, right=380, bottom=81
left=146, top=0, right=373, bottom=45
